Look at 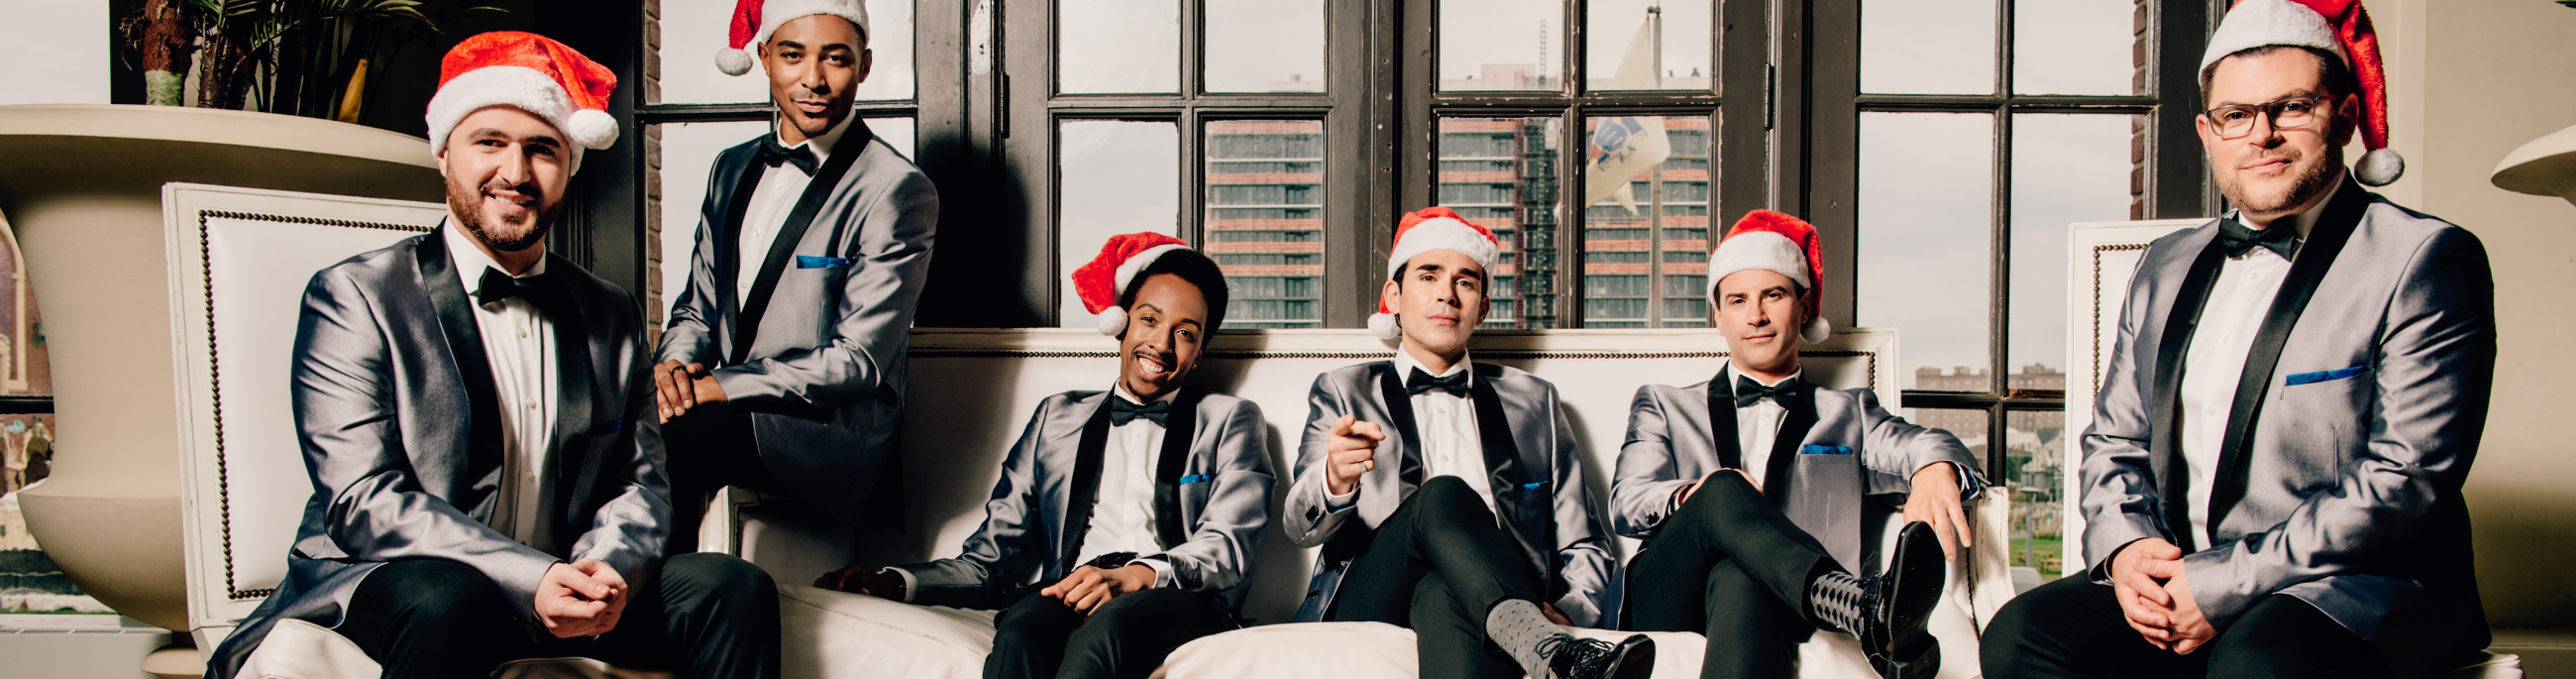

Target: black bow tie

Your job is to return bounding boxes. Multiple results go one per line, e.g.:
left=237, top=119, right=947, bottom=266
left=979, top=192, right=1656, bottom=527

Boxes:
left=1109, top=396, right=1171, bottom=427
left=1734, top=376, right=1800, bottom=408
left=755, top=135, right=819, bottom=174
left=2215, top=217, right=2298, bottom=260
left=1405, top=368, right=1471, bottom=396
left=475, top=267, right=545, bottom=307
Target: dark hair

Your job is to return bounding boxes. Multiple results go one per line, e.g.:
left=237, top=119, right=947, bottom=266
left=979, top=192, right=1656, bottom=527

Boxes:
left=1117, top=248, right=1231, bottom=334
left=2200, top=45, right=2354, bottom=107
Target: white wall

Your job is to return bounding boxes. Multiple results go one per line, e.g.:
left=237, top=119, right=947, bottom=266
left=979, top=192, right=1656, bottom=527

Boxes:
left=0, top=1, right=109, bottom=106
left=2372, top=0, right=2576, bottom=630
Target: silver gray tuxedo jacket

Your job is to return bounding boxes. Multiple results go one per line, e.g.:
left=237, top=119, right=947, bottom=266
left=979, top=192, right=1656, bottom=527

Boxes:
left=2082, top=177, right=2494, bottom=677
left=1282, top=362, right=1617, bottom=627
left=208, top=229, right=663, bottom=679
left=1609, top=369, right=1984, bottom=574
left=658, top=118, right=938, bottom=523
left=889, top=387, right=1274, bottom=616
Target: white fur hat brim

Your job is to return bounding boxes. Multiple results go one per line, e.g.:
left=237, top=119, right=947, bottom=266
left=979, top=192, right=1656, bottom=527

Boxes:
left=426, top=65, right=614, bottom=173
left=1385, top=217, right=1501, bottom=280
left=2199, top=0, right=2346, bottom=85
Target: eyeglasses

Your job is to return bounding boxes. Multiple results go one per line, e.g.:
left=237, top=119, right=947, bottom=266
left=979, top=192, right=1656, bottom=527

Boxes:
left=2202, top=95, right=2332, bottom=139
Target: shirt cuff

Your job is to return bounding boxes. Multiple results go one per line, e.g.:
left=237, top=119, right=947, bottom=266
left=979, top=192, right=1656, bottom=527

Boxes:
left=1137, top=557, right=1174, bottom=589
left=1324, top=487, right=1358, bottom=511
left=882, top=567, right=916, bottom=604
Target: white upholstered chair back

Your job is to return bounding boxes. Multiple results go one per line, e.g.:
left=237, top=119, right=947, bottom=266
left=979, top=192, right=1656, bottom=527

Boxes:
left=2060, top=220, right=2199, bottom=573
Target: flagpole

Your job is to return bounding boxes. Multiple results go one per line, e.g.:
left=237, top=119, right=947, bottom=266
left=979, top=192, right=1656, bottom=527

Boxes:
left=1647, top=6, right=1666, bottom=325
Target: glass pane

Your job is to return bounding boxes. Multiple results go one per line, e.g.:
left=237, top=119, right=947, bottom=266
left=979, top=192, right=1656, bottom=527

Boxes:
left=1440, top=0, right=1564, bottom=91
left=1585, top=0, right=1713, bottom=91
left=2006, top=409, right=2068, bottom=582
left=1206, top=120, right=1326, bottom=328
left=866, top=116, right=919, bottom=158
left=1059, top=0, right=1180, bottom=93
left=1860, top=112, right=1991, bottom=388
left=1206, top=0, right=1326, bottom=93
left=1059, top=120, right=1181, bottom=327
left=655, top=120, right=773, bottom=319
left=1583, top=116, right=1713, bottom=328
left=2009, top=114, right=2134, bottom=385
left=656, top=0, right=916, bottom=103
left=1861, top=0, right=1997, bottom=95
left=1437, top=117, right=1563, bottom=328
left=2013, top=0, right=2135, bottom=95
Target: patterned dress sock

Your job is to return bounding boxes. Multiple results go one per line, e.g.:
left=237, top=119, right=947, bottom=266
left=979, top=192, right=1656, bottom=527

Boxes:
left=1486, top=598, right=1568, bottom=678
left=1806, top=569, right=1874, bottom=634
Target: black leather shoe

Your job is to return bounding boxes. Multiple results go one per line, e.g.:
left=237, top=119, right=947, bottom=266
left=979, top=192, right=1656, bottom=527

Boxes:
left=1861, top=521, right=1946, bottom=679
left=1539, top=632, right=1656, bottom=679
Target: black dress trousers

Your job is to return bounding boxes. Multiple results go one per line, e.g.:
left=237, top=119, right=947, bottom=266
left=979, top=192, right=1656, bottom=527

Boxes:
left=334, top=553, right=782, bottom=679
left=1621, top=472, right=1838, bottom=679
left=1981, top=572, right=2400, bottom=679
left=1326, top=476, right=1550, bottom=679
left=661, top=402, right=792, bottom=555
left=985, top=586, right=1234, bottom=679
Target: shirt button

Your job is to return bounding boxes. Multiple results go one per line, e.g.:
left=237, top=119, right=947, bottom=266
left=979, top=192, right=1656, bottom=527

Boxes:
left=518, top=329, right=529, bottom=338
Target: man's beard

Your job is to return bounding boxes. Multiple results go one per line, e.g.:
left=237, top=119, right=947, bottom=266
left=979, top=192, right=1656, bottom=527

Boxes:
left=444, top=173, right=560, bottom=254
left=2216, top=144, right=2342, bottom=217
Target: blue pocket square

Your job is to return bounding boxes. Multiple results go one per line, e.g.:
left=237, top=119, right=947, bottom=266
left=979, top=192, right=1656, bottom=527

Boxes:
left=796, top=255, right=854, bottom=269
left=603, top=417, right=624, bottom=433
left=1799, top=444, right=1854, bottom=456
left=1177, top=473, right=1213, bottom=486
left=1521, top=480, right=1550, bottom=491
left=2285, top=366, right=2367, bottom=386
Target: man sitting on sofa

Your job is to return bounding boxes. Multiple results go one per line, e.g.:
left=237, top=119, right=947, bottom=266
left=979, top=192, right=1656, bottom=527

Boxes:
left=814, top=233, right=1273, bottom=679
left=1281, top=207, right=1650, bottom=679
left=1611, top=209, right=1980, bottom=679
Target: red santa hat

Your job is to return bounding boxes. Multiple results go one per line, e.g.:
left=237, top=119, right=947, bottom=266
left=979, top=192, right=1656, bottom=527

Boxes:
left=1371, top=207, right=1503, bottom=340
left=2200, top=0, right=2401, bottom=186
left=1073, top=232, right=1194, bottom=337
left=715, top=0, right=873, bottom=76
left=425, top=32, right=619, bottom=172
left=1707, top=210, right=1829, bottom=344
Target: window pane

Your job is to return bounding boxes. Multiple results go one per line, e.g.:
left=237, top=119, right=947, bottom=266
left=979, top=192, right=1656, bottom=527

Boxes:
left=1861, top=0, right=1997, bottom=95
left=2006, top=409, right=2068, bottom=582
left=1059, top=120, right=1180, bottom=327
left=1207, top=120, right=1325, bottom=328
left=1860, top=112, right=1991, bottom=389
left=1440, top=0, right=1564, bottom=91
left=1060, top=0, right=1180, bottom=93
left=1583, top=116, right=1712, bottom=328
left=1585, top=0, right=1713, bottom=91
left=655, top=120, right=771, bottom=318
left=2009, top=114, right=2134, bottom=384
left=2013, top=0, right=2135, bottom=95
left=1903, top=406, right=1989, bottom=477
left=656, top=0, right=915, bottom=104
left=867, top=116, right=919, bottom=158
left=1206, top=0, right=1325, bottom=93
left=1438, top=117, right=1563, bottom=328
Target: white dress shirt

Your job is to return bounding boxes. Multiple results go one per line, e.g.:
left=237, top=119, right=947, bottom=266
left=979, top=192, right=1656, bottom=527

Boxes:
left=735, top=112, right=856, bottom=300
left=1725, top=367, right=1801, bottom=489
left=1069, top=384, right=1179, bottom=588
left=1325, top=351, right=1502, bottom=522
left=444, top=224, right=560, bottom=553
left=2177, top=179, right=2336, bottom=548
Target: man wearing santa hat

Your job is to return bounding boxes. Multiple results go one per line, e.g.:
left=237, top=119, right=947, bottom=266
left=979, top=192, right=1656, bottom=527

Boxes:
left=655, top=0, right=939, bottom=550
left=1984, top=1, right=2494, bottom=677
left=1280, top=208, right=1650, bottom=679
left=1611, top=209, right=1983, bottom=679
left=207, top=33, right=780, bottom=679
left=811, top=233, right=1272, bottom=679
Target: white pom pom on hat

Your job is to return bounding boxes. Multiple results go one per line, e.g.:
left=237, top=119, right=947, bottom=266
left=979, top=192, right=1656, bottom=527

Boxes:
left=716, top=0, right=872, bottom=76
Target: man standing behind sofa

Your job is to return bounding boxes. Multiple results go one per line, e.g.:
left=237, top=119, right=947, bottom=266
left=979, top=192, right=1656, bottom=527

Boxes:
left=1983, top=1, right=2495, bottom=677
left=1612, top=209, right=1978, bottom=679
left=815, top=233, right=1271, bottom=679
left=654, top=0, right=938, bottom=549
left=1283, top=207, right=1650, bottom=679
left=208, top=32, right=778, bottom=679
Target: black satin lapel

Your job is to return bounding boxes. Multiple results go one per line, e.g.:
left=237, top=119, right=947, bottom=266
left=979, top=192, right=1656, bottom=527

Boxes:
left=1057, top=395, right=1115, bottom=575
left=414, top=228, right=507, bottom=502
left=1151, top=387, right=1205, bottom=550
left=1705, top=367, right=1745, bottom=471
left=714, top=145, right=764, bottom=348
left=731, top=121, right=876, bottom=366
left=2206, top=180, right=2365, bottom=532
left=1764, top=381, right=1816, bottom=506
left=1467, top=365, right=1527, bottom=505
left=537, top=267, right=599, bottom=535
left=2149, top=232, right=2229, bottom=553
left=1371, top=363, right=1427, bottom=488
